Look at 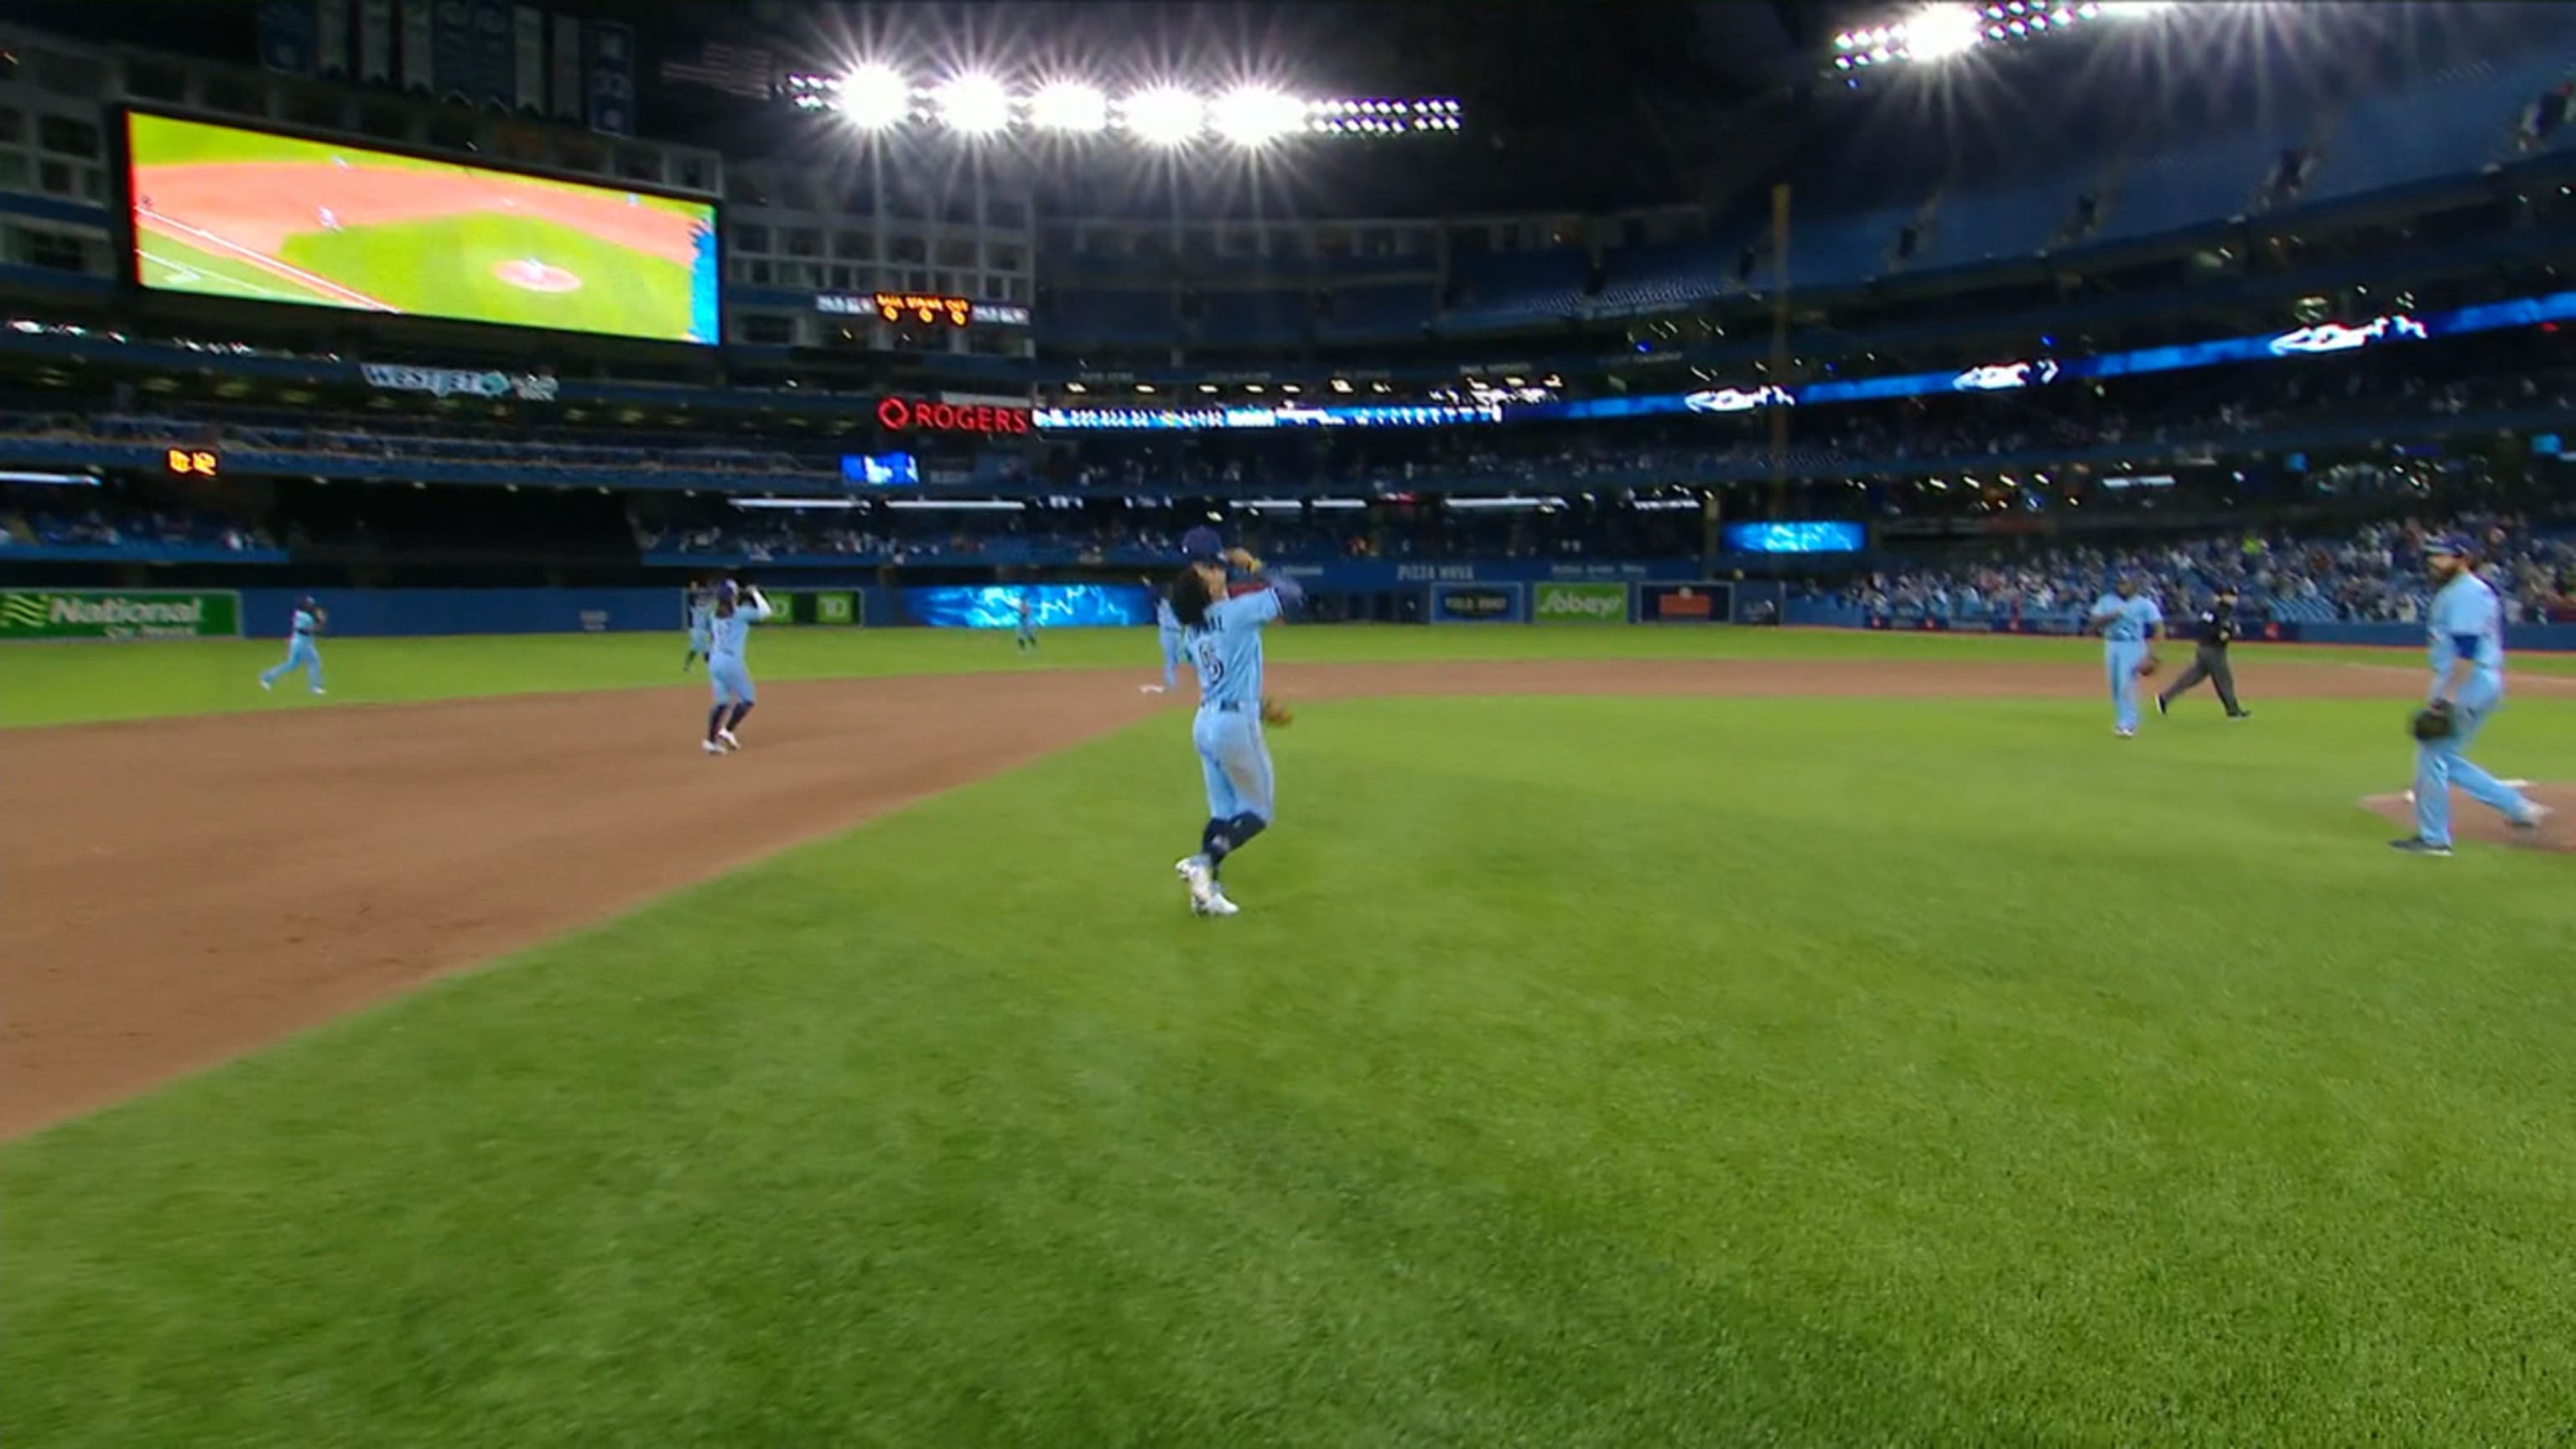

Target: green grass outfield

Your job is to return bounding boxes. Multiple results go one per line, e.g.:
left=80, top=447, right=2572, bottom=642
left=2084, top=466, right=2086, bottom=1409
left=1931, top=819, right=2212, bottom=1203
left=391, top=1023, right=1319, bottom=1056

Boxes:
left=8, top=630, right=2574, bottom=1446
left=282, top=216, right=698, bottom=340
left=8, top=624, right=2573, bottom=729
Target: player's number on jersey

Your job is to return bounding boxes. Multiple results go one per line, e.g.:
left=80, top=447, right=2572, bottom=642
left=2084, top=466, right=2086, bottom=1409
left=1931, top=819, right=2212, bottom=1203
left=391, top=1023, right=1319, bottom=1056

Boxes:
left=1195, top=640, right=1224, bottom=684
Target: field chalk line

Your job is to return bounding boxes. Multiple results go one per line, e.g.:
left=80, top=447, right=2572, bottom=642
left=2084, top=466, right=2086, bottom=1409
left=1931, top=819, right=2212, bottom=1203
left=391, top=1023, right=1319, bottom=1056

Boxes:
left=137, top=206, right=399, bottom=312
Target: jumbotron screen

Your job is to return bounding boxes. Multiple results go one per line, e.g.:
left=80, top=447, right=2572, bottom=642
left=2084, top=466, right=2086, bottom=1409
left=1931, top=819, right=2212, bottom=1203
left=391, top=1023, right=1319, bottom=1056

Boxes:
left=124, top=112, right=719, bottom=345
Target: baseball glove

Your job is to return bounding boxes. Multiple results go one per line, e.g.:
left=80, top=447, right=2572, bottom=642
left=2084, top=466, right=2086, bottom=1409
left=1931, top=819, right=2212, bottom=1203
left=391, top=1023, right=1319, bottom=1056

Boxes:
left=1260, top=697, right=1293, bottom=727
left=2410, top=701, right=2456, bottom=741
left=2136, top=654, right=2162, bottom=679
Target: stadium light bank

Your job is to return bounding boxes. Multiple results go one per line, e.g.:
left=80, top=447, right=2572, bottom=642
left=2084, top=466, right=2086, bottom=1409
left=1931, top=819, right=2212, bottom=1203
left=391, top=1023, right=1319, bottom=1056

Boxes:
left=783, top=70, right=1462, bottom=145
left=1831, top=0, right=2177, bottom=70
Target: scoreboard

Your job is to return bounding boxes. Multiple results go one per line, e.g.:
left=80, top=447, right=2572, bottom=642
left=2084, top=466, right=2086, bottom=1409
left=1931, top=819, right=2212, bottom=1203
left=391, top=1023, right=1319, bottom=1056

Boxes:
left=816, top=292, right=1032, bottom=329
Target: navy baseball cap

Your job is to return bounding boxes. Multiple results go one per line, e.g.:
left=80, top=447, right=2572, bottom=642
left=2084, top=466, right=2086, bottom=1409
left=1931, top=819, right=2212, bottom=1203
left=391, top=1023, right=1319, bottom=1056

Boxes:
left=2423, top=534, right=2474, bottom=557
left=1180, top=526, right=1224, bottom=561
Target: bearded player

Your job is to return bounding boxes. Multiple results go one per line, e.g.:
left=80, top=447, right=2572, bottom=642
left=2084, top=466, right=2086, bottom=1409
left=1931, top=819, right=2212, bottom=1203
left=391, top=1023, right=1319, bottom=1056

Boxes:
left=2391, top=535, right=2550, bottom=855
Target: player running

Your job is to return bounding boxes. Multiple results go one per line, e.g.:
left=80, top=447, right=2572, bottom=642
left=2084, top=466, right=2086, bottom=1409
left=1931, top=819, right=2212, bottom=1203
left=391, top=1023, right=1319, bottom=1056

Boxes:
left=703, top=579, right=772, bottom=756
left=2391, top=535, right=2549, bottom=854
left=682, top=582, right=714, bottom=673
left=1169, top=544, right=1301, bottom=917
left=258, top=596, right=327, bottom=695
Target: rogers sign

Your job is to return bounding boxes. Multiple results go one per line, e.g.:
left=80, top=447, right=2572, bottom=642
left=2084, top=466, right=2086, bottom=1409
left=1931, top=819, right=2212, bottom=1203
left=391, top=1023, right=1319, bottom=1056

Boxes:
left=875, top=397, right=1032, bottom=435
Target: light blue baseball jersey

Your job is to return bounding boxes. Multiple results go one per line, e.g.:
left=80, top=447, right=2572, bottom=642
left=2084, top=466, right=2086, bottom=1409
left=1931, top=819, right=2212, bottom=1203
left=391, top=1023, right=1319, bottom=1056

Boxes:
left=1187, top=581, right=1299, bottom=711
left=2427, top=573, right=2506, bottom=691
left=688, top=599, right=714, bottom=634
left=2090, top=592, right=2162, bottom=642
left=709, top=597, right=771, bottom=661
left=1156, top=598, right=1186, bottom=687
left=290, top=608, right=319, bottom=639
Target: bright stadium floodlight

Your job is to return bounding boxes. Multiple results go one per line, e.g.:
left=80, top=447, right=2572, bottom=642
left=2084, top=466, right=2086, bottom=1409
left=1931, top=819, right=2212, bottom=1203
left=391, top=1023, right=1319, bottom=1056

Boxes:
left=1212, top=86, right=1305, bottom=146
left=1030, top=80, right=1109, bottom=133
left=837, top=65, right=912, bottom=129
left=1903, top=4, right=1984, bottom=60
left=1122, top=86, right=1207, bottom=146
left=933, top=72, right=1012, bottom=134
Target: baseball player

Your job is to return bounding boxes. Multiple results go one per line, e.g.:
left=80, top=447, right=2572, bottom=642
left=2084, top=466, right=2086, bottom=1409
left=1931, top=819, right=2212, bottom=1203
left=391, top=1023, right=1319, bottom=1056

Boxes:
left=2086, top=574, right=2163, bottom=737
left=2392, top=535, right=2549, bottom=855
left=1144, top=527, right=1224, bottom=695
left=682, top=582, right=714, bottom=673
left=257, top=596, right=326, bottom=695
left=1015, top=590, right=1037, bottom=653
left=1170, top=543, right=1302, bottom=917
left=702, top=579, right=772, bottom=756
left=2155, top=584, right=2251, bottom=719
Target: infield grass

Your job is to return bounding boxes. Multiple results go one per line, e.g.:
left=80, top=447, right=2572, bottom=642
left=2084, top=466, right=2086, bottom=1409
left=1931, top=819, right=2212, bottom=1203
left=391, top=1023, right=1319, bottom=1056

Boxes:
left=282, top=216, right=696, bottom=340
left=8, top=691, right=2575, bottom=1446
left=9, top=625, right=2575, bottom=728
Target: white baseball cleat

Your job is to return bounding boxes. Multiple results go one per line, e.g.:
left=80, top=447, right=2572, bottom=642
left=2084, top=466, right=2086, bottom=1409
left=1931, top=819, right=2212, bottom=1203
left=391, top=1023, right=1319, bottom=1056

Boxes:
left=2511, top=803, right=2554, bottom=832
left=1195, top=888, right=1240, bottom=917
left=311, top=688, right=326, bottom=695
left=1176, top=855, right=1216, bottom=911
left=716, top=728, right=741, bottom=751
left=2115, top=727, right=2136, bottom=738
left=258, top=677, right=273, bottom=692
left=703, top=740, right=728, bottom=756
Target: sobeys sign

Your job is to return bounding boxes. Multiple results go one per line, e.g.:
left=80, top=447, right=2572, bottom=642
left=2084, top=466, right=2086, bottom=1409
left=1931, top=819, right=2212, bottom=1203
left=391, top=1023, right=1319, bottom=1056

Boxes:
left=1532, top=581, right=1629, bottom=623
left=0, top=589, right=241, bottom=640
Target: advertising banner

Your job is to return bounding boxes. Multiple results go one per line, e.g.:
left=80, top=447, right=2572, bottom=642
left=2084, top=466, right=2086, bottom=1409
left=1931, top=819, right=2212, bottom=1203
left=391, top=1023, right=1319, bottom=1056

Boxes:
left=472, top=0, right=513, bottom=109
left=360, top=364, right=560, bottom=400
left=0, top=589, right=241, bottom=641
left=901, top=584, right=1154, bottom=629
left=1431, top=583, right=1524, bottom=623
left=359, top=0, right=394, bottom=84
left=512, top=4, right=545, bottom=115
left=1531, top=581, right=1629, bottom=624
left=1637, top=582, right=1734, bottom=623
left=584, top=19, right=636, bottom=137
left=399, top=0, right=434, bottom=93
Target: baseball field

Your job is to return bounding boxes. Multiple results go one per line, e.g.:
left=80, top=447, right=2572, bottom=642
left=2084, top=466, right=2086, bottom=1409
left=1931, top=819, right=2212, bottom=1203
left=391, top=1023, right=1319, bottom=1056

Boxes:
left=6, top=626, right=2573, bottom=1446
left=125, top=112, right=717, bottom=343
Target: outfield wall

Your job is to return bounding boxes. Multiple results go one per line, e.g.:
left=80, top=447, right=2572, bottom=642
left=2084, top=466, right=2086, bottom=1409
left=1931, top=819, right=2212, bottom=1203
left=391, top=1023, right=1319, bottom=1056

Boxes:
left=1782, top=599, right=2576, bottom=651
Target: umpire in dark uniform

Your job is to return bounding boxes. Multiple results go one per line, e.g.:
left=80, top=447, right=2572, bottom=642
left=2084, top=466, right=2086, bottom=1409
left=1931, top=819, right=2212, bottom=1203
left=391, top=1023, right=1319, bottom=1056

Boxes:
left=2156, top=585, right=2251, bottom=719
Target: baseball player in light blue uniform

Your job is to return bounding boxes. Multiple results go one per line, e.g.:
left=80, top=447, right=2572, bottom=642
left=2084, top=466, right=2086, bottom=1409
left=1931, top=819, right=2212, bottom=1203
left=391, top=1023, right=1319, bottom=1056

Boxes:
left=1015, top=591, right=1038, bottom=652
left=1145, top=527, right=1228, bottom=694
left=257, top=597, right=326, bottom=694
left=683, top=584, right=714, bottom=673
left=703, top=579, right=772, bottom=755
left=1171, top=544, right=1301, bottom=917
left=1146, top=595, right=1187, bottom=693
left=2087, top=577, right=2163, bottom=737
left=2392, top=536, right=2547, bottom=854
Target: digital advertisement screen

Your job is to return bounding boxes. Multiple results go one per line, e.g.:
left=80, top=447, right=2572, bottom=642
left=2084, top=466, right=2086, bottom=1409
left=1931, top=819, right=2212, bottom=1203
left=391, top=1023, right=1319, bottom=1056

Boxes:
left=901, top=584, right=1156, bottom=629
left=1723, top=521, right=1865, bottom=554
left=841, top=451, right=919, bottom=486
left=125, top=111, right=719, bottom=345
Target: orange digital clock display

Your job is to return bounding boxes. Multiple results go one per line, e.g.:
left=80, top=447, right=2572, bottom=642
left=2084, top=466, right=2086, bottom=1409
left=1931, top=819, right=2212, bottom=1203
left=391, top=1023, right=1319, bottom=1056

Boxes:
left=873, top=292, right=974, bottom=327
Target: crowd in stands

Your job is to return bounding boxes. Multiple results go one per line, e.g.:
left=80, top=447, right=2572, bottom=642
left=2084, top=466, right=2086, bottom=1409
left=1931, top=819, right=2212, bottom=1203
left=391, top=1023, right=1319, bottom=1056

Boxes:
left=1838, top=513, right=2576, bottom=626
left=0, top=496, right=276, bottom=554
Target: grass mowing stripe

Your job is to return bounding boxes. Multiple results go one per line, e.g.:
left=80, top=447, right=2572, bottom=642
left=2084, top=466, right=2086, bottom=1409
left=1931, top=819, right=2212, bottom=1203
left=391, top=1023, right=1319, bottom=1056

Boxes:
left=7, top=697, right=2572, bottom=1446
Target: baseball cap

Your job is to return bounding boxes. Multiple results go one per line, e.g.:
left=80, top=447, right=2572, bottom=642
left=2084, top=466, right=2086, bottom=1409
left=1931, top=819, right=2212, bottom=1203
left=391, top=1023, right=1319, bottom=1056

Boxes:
left=2423, top=534, right=2473, bottom=557
left=1180, top=526, right=1224, bottom=561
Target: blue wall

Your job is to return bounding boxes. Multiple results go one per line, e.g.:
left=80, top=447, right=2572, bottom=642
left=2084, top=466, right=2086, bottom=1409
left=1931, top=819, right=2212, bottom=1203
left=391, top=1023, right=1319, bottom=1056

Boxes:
left=242, top=587, right=687, bottom=637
